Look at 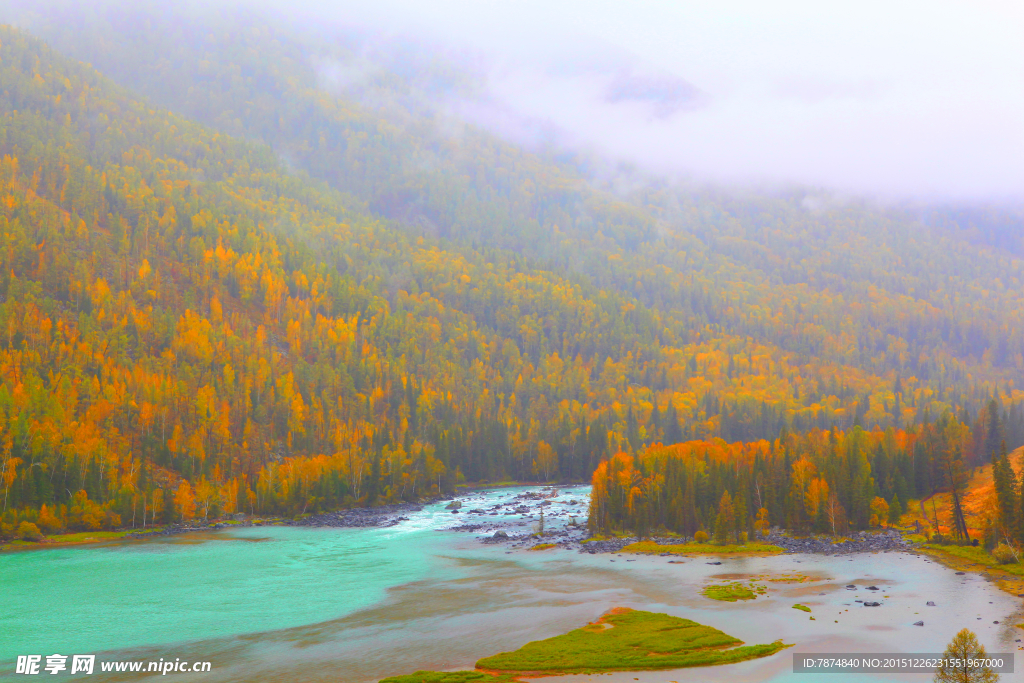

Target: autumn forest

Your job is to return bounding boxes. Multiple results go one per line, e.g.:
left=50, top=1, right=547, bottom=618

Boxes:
left=1, top=2, right=1023, bottom=544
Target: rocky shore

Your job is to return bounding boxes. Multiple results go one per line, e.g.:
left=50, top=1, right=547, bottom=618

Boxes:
left=566, top=530, right=915, bottom=555
left=764, top=529, right=913, bottom=554
left=295, top=501, right=427, bottom=528
left=455, top=510, right=917, bottom=556
left=125, top=523, right=236, bottom=539
left=124, top=499, right=438, bottom=539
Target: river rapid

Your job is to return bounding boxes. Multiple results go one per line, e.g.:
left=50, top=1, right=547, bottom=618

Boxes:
left=2, top=485, right=1021, bottom=683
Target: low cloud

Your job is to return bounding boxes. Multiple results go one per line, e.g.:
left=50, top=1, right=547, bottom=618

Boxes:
left=279, top=0, right=1024, bottom=202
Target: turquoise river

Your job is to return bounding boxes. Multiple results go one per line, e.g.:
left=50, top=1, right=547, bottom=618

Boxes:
left=2, top=486, right=1022, bottom=682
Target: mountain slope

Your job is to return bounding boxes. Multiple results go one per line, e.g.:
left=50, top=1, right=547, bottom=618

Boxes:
left=0, top=13, right=1020, bottom=537
left=0, top=25, right=930, bottom=535
left=9, top=0, right=1023, bottom=399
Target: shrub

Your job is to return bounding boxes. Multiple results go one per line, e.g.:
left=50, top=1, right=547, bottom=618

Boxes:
left=67, top=490, right=104, bottom=531
left=102, top=510, right=121, bottom=530
left=739, top=531, right=748, bottom=544
left=694, top=530, right=709, bottom=544
left=66, top=491, right=120, bottom=531
left=992, top=543, right=1018, bottom=565
left=17, top=521, right=43, bottom=541
left=37, top=504, right=64, bottom=534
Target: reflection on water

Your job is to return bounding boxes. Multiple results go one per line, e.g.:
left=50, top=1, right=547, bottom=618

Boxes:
left=2, top=487, right=1022, bottom=683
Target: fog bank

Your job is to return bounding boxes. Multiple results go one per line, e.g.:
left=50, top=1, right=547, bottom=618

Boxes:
left=281, top=0, right=1024, bottom=202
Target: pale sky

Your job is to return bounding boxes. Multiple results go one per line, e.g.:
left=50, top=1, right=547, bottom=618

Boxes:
left=277, top=0, right=1024, bottom=201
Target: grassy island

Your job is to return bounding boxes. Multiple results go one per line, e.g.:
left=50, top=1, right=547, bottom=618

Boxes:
left=701, top=582, right=766, bottom=601
left=380, top=608, right=790, bottom=682
left=527, top=543, right=557, bottom=551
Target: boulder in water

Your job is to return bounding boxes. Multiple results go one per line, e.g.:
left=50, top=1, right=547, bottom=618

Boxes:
left=913, top=621, right=924, bottom=626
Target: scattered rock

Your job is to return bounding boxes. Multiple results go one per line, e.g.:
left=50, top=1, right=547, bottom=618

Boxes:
left=914, top=621, right=924, bottom=626
left=926, top=601, right=936, bottom=606
left=863, top=601, right=881, bottom=607
left=295, top=501, right=427, bottom=529
left=764, top=529, right=911, bottom=555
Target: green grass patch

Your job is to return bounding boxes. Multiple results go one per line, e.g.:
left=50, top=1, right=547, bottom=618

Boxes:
left=792, top=604, right=811, bottom=613
left=475, top=608, right=789, bottom=674
left=380, top=672, right=522, bottom=683
left=621, top=541, right=783, bottom=556
left=3, top=529, right=171, bottom=552
left=528, top=543, right=557, bottom=551
left=583, top=531, right=635, bottom=542
left=30, top=530, right=133, bottom=545
left=701, top=582, right=765, bottom=602
left=761, top=574, right=810, bottom=583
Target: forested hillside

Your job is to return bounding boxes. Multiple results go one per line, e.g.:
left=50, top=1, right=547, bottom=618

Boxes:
left=18, top=1, right=1024, bottom=382
left=9, top=1, right=1024, bottom=395
left=0, top=4, right=1021, bottom=538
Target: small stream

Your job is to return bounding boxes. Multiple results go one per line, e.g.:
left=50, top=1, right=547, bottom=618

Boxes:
left=1, top=486, right=1020, bottom=683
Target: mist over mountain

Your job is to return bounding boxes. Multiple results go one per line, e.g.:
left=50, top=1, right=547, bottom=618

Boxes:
left=264, top=0, right=1024, bottom=202
left=9, top=0, right=1023, bottom=204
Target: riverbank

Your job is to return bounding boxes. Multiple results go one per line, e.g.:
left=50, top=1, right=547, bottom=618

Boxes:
left=916, top=543, right=1024, bottom=600
left=0, top=500, right=435, bottom=552
left=5, top=484, right=1022, bottom=683
left=0, top=529, right=136, bottom=551
left=0, top=484, right=583, bottom=553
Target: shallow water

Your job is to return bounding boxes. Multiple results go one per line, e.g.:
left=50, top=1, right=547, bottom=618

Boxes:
left=2, top=486, right=1021, bottom=683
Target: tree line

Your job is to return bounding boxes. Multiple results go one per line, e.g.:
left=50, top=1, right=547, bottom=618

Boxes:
left=589, top=407, right=1015, bottom=541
